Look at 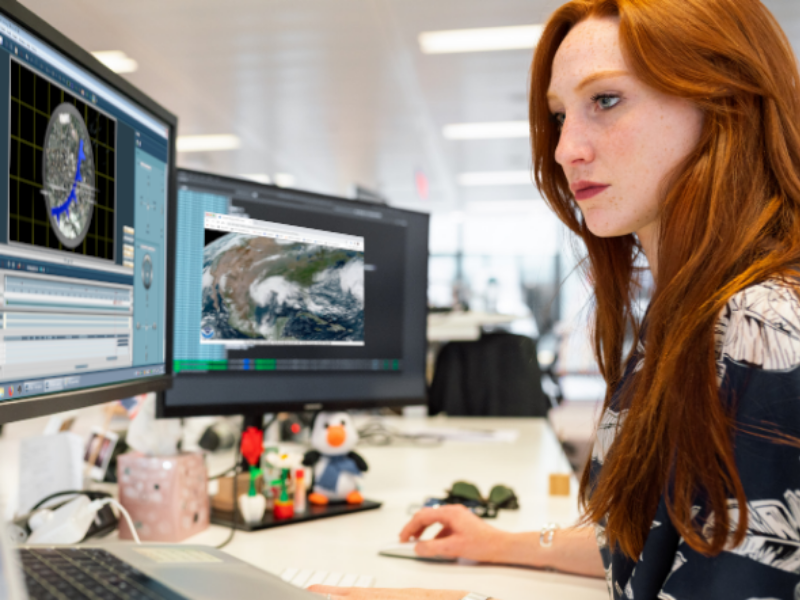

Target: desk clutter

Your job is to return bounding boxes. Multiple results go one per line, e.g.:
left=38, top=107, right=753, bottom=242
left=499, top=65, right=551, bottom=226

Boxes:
left=11, top=407, right=569, bottom=549
left=209, top=411, right=382, bottom=531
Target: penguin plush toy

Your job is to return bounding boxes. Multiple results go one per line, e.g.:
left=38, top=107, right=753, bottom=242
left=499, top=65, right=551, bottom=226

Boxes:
left=302, top=411, right=368, bottom=505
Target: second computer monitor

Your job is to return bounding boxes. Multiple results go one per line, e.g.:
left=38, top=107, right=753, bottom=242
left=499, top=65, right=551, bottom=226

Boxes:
left=159, top=169, right=429, bottom=417
left=0, top=2, right=175, bottom=424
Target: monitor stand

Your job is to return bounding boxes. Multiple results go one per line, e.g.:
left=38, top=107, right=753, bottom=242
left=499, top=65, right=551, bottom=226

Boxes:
left=212, top=413, right=382, bottom=531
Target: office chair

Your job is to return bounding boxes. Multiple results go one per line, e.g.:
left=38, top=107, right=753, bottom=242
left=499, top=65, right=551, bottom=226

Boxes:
left=428, top=332, right=552, bottom=417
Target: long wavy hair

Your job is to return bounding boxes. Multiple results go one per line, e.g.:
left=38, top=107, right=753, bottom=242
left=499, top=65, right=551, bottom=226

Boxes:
left=530, top=0, right=800, bottom=560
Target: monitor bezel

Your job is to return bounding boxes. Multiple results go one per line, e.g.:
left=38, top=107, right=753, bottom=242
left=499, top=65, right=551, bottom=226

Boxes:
left=0, top=0, right=176, bottom=424
left=157, top=168, right=429, bottom=418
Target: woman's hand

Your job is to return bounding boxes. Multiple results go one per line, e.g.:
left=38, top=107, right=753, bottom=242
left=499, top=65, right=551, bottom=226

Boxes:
left=398, top=504, right=510, bottom=563
left=308, top=587, right=467, bottom=600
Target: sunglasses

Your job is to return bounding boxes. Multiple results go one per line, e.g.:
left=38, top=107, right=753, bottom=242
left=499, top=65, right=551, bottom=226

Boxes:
left=441, top=481, right=519, bottom=519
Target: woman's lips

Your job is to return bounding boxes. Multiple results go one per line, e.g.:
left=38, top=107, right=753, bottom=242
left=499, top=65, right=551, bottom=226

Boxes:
left=574, top=185, right=610, bottom=201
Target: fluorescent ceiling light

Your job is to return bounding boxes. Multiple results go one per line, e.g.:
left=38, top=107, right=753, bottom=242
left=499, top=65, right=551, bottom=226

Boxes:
left=274, top=173, right=296, bottom=188
left=443, top=121, right=529, bottom=140
left=457, top=171, right=532, bottom=186
left=176, top=135, right=241, bottom=153
left=91, top=50, right=138, bottom=74
left=240, top=173, right=272, bottom=185
left=419, top=25, right=544, bottom=54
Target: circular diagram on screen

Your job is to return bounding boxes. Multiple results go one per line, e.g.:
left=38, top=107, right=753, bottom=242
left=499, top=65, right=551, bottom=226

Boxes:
left=141, top=254, right=153, bottom=290
left=42, top=103, right=96, bottom=249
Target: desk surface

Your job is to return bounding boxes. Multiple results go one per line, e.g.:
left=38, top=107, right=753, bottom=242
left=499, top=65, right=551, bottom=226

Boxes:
left=1, top=412, right=607, bottom=600
left=192, top=417, right=608, bottom=600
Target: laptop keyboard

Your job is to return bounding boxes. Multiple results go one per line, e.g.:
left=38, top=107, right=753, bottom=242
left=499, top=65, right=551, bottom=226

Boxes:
left=19, top=548, right=189, bottom=600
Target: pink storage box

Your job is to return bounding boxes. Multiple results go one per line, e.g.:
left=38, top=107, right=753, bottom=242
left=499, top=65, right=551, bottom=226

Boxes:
left=117, top=452, right=209, bottom=542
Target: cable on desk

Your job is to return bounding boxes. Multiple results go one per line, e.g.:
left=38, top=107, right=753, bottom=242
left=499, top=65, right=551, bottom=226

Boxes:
left=215, top=438, right=241, bottom=550
left=208, top=465, right=237, bottom=480
left=30, top=490, right=91, bottom=511
left=89, top=499, right=141, bottom=544
left=357, top=419, right=443, bottom=447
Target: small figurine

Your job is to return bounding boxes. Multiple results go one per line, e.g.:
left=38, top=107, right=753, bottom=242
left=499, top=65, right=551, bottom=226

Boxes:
left=237, top=426, right=266, bottom=524
left=303, top=411, right=368, bottom=505
left=263, top=449, right=303, bottom=519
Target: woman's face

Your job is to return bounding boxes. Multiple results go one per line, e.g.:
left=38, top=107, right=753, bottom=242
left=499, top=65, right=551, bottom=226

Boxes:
left=547, top=17, right=703, bottom=243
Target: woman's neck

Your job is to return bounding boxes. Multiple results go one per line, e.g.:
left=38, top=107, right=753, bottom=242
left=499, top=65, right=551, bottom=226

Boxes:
left=636, top=221, right=659, bottom=281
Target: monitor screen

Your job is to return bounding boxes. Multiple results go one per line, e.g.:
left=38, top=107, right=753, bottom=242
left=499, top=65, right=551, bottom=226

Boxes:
left=160, top=169, right=429, bottom=416
left=0, top=4, right=174, bottom=422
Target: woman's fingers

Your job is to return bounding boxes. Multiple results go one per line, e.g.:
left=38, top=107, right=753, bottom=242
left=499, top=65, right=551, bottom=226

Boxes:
left=398, top=508, right=444, bottom=541
left=414, top=537, right=458, bottom=558
left=308, top=585, right=344, bottom=598
left=398, top=506, right=468, bottom=542
left=308, top=586, right=467, bottom=600
left=433, top=526, right=453, bottom=540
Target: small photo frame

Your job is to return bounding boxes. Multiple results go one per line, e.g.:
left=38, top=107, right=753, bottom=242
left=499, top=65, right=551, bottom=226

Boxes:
left=84, top=428, right=119, bottom=482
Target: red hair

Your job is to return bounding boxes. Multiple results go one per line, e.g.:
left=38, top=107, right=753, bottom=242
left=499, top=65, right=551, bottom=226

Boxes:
left=530, top=0, right=800, bottom=559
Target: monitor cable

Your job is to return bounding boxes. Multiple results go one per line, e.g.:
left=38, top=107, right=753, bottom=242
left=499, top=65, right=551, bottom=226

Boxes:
left=215, top=439, right=241, bottom=550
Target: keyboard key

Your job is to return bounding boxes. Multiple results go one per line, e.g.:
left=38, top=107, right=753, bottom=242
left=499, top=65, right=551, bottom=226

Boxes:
left=289, top=568, right=314, bottom=588
left=338, top=574, right=359, bottom=587
left=280, top=567, right=299, bottom=582
left=322, top=572, right=344, bottom=586
left=354, top=575, right=375, bottom=588
left=305, top=571, right=328, bottom=587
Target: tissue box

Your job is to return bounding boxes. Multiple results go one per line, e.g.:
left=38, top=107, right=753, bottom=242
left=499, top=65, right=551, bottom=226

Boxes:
left=117, top=452, right=209, bottom=542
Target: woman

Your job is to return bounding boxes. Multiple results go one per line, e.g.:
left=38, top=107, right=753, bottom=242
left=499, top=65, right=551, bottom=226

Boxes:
left=311, top=0, right=800, bottom=598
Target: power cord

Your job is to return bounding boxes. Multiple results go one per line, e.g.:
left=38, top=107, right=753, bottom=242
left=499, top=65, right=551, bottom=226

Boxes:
left=208, top=465, right=237, bottom=481
left=215, top=439, right=241, bottom=550
left=30, top=490, right=90, bottom=511
left=88, top=498, right=141, bottom=545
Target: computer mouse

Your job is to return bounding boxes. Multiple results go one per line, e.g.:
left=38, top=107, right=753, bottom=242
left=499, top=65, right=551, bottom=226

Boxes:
left=377, top=541, right=458, bottom=562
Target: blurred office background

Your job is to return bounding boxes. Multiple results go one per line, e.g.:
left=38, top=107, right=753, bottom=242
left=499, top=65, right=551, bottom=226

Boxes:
left=16, top=0, right=799, bottom=403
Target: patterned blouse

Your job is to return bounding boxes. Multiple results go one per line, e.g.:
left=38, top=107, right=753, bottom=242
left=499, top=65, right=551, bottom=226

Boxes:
left=589, top=279, right=800, bottom=599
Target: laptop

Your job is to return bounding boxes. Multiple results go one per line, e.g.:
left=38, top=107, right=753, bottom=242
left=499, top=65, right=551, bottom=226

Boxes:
left=1, top=527, right=316, bottom=600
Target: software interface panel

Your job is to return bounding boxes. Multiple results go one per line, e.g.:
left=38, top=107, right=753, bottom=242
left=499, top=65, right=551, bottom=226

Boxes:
left=0, top=14, right=169, bottom=402
left=174, top=173, right=407, bottom=376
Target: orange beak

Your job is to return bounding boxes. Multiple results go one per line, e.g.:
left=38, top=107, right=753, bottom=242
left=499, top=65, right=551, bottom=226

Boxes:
left=327, top=425, right=346, bottom=447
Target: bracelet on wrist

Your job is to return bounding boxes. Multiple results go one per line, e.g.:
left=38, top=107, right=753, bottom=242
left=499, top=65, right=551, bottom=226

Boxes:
left=539, top=522, right=560, bottom=547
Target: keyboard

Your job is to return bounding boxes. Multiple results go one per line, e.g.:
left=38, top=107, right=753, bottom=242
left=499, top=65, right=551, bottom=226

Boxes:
left=20, top=547, right=188, bottom=600
left=280, top=567, right=375, bottom=589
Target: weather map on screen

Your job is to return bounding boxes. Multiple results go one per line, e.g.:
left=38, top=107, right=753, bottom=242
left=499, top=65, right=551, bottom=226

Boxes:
left=201, top=212, right=365, bottom=346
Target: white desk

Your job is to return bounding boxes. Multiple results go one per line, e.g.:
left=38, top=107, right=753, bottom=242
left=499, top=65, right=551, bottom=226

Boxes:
left=1, top=413, right=607, bottom=600
left=191, top=417, right=607, bottom=600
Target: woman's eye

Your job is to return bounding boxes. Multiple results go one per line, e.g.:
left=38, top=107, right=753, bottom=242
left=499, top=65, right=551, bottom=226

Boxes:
left=592, top=94, right=621, bottom=110
left=550, top=112, right=566, bottom=128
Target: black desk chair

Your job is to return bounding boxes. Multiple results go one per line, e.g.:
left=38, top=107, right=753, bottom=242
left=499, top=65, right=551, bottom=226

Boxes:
left=428, top=332, right=553, bottom=417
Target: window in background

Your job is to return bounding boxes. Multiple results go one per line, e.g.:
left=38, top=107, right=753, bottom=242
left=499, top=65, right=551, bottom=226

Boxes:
left=427, top=206, right=565, bottom=336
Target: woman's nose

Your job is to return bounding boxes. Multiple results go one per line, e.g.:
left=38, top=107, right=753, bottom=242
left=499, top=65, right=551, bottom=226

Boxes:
left=554, top=116, right=594, bottom=167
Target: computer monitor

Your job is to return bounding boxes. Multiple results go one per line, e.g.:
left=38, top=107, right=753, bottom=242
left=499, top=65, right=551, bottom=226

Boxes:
left=158, top=169, right=429, bottom=418
left=0, top=2, right=175, bottom=424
